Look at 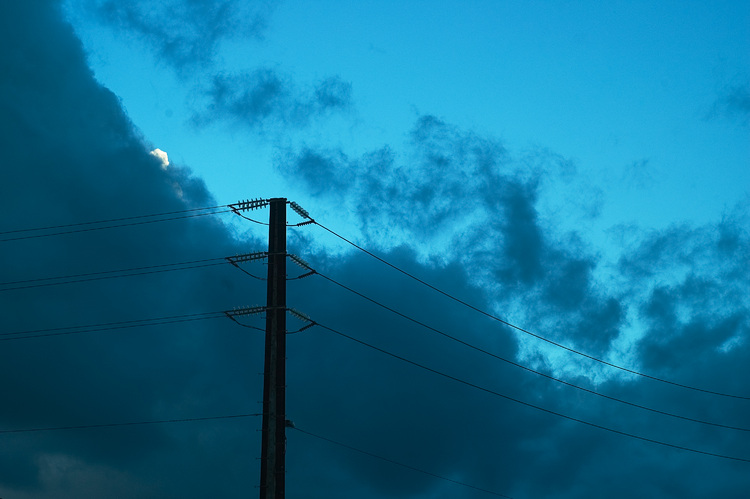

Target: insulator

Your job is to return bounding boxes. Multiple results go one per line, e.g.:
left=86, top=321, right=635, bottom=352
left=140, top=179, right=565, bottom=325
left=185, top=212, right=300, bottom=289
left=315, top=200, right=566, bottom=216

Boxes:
left=288, top=253, right=311, bottom=270
left=230, top=198, right=269, bottom=212
left=287, top=307, right=312, bottom=323
left=297, top=322, right=316, bottom=332
left=228, top=306, right=266, bottom=317
left=289, top=201, right=311, bottom=219
left=229, top=251, right=268, bottom=264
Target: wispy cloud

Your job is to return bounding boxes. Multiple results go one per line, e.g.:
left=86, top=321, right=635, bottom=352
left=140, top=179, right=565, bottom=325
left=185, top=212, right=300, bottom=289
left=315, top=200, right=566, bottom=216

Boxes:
left=87, top=0, right=353, bottom=133
left=193, top=70, right=352, bottom=130
left=92, top=0, right=272, bottom=70
left=709, top=80, right=750, bottom=126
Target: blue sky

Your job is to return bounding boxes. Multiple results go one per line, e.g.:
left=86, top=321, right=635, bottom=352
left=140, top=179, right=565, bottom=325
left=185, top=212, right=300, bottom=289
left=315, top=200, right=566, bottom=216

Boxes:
left=1, top=1, right=749, bottom=497
left=67, top=0, right=749, bottom=236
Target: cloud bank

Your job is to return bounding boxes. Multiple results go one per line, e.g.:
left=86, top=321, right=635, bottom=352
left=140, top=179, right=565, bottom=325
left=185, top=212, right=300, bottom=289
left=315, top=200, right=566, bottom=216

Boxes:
left=1, top=1, right=748, bottom=498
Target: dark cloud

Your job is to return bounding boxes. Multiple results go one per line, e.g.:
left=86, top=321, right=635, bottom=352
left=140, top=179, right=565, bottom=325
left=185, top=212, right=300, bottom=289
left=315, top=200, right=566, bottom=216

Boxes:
left=91, top=0, right=272, bottom=70
left=620, top=217, right=750, bottom=376
left=281, top=147, right=354, bottom=197
left=86, top=0, right=352, bottom=132
left=2, top=2, right=749, bottom=498
left=193, top=70, right=352, bottom=130
left=277, top=115, right=624, bottom=353
left=277, top=110, right=750, bottom=496
left=1, top=1, right=261, bottom=496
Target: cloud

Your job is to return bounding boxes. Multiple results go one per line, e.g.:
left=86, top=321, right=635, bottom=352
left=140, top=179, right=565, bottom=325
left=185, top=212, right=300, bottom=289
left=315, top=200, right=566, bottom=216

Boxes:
left=2, top=2, right=749, bottom=498
left=622, top=158, right=655, bottom=189
left=709, top=80, right=750, bottom=126
left=1, top=2, right=260, bottom=496
left=277, top=111, right=750, bottom=496
left=90, top=0, right=272, bottom=70
left=86, top=0, right=353, bottom=133
left=192, top=70, right=352, bottom=130
left=149, top=148, right=169, bottom=168
left=277, top=115, right=625, bottom=359
left=616, top=213, right=750, bottom=375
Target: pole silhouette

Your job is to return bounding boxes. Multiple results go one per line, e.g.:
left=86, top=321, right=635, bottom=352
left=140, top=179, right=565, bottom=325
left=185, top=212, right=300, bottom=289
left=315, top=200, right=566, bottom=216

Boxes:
left=259, top=198, right=287, bottom=499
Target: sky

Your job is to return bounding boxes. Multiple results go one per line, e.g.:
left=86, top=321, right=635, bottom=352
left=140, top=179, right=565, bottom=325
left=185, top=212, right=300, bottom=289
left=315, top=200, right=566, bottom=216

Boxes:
left=1, top=0, right=749, bottom=497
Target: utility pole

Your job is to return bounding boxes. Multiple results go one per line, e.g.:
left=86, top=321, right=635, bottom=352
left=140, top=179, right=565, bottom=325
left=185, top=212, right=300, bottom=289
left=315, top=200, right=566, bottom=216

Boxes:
left=260, top=197, right=287, bottom=499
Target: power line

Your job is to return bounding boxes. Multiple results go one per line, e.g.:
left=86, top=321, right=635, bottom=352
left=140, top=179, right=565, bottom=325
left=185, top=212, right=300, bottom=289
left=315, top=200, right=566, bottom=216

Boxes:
left=0, top=208, right=232, bottom=242
left=292, top=426, right=516, bottom=498
left=307, top=270, right=750, bottom=433
left=0, top=204, right=229, bottom=235
left=312, top=220, right=750, bottom=401
left=0, top=413, right=261, bottom=434
left=312, top=321, right=750, bottom=464
left=0, top=257, right=229, bottom=291
left=232, top=211, right=269, bottom=226
left=1, top=311, right=227, bottom=341
left=225, top=316, right=266, bottom=332
left=1, top=411, right=511, bottom=497
left=231, top=264, right=267, bottom=281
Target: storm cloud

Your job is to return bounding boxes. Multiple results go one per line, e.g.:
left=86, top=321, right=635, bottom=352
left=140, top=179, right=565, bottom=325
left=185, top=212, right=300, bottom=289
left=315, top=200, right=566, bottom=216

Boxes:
left=1, top=1, right=749, bottom=498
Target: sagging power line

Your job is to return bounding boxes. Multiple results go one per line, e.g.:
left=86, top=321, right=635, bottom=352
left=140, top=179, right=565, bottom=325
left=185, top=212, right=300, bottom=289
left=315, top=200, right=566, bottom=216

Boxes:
left=0, top=205, right=233, bottom=242
left=305, top=320, right=750, bottom=464
left=305, top=219, right=750, bottom=401
left=295, top=268, right=750, bottom=433
left=1, top=311, right=227, bottom=341
left=0, top=252, right=276, bottom=292
left=0, top=257, right=229, bottom=291
left=223, top=203, right=750, bottom=467
left=0, top=413, right=261, bottom=435
left=6, top=197, right=749, bottom=495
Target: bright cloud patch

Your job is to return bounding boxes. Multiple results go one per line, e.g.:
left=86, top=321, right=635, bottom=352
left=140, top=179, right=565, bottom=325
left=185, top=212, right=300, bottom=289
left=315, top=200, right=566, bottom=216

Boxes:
left=149, top=148, right=169, bottom=169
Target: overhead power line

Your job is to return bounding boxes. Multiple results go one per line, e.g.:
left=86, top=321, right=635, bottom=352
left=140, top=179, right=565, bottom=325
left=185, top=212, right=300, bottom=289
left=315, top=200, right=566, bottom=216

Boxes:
left=292, top=426, right=516, bottom=498
left=304, top=270, right=750, bottom=433
left=0, top=413, right=261, bottom=434
left=2, top=411, right=514, bottom=497
left=0, top=204, right=230, bottom=236
left=0, top=205, right=232, bottom=242
left=1, top=311, right=227, bottom=341
left=311, top=220, right=750, bottom=401
left=0, top=257, right=229, bottom=291
left=311, top=321, right=750, bottom=464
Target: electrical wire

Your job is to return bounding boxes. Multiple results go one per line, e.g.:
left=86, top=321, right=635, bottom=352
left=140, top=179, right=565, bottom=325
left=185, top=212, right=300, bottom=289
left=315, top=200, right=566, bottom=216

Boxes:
left=231, top=206, right=314, bottom=227
left=292, top=426, right=516, bottom=498
left=1, top=311, right=227, bottom=341
left=225, top=309, right=315, bottom=334
left=0, top=413, right=261, bottom=434
left=0, top=257, right=229, bottom=291
left=0, top=208, right=232, bottom=242
left=0, top=204, right=230, bottom=236
left=313, top=321, right=750, bottom=464
left=309, top=270, right=750, bottom=433
left=312, top=220, right=750, bottom=401
left=230, top=264, right=267, bottom=281
left=233, top=212, right=269, bottom=226
left=225, top=315, right=266, bottom=332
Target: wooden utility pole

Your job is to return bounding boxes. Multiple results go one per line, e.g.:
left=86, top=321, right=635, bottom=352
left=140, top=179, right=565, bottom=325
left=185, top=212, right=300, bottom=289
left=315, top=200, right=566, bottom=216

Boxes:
left=260, top=197, right=287, bottom=499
